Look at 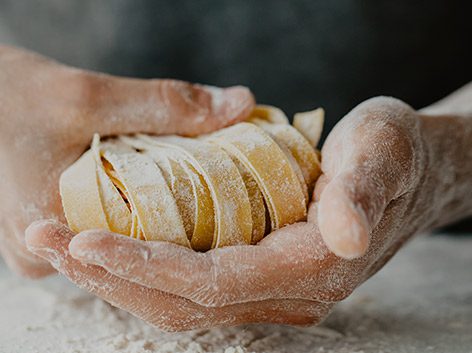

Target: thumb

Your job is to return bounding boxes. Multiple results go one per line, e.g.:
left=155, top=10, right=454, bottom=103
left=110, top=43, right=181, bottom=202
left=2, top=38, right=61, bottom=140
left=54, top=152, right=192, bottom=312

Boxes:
left=81, top=75, right=255, bottom=137
left=317, top=169, right=391, bottom=259
left=316, top=97, right=420, bottom=259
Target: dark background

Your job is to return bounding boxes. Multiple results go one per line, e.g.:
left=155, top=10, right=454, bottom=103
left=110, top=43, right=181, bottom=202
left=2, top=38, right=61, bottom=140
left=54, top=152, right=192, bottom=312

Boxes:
left=0, top=0, right=471, bottom=230
left=1, top=0, right=471, bottom=138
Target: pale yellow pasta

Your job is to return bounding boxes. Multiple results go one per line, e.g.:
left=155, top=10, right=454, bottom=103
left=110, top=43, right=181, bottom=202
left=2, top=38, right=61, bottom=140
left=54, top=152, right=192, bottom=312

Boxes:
left=60, top=106, right=323, bottom=251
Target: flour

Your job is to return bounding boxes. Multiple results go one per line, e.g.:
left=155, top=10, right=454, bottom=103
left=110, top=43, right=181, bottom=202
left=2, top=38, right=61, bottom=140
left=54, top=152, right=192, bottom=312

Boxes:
left=1, top=235, right=472, bottom=353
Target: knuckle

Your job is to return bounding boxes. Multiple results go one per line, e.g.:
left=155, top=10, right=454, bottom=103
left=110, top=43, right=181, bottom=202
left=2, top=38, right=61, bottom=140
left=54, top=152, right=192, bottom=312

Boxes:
left=365, top=115, right=415, bottom=148
left=361, top=96, right=413, bottom=115
left=355, top=119, right=418, bottom=180
left=354, top=97, right=417, bottom=138
left=346, top=98, right=419, bottom=170
left=382, top=121, right=416, bottom=152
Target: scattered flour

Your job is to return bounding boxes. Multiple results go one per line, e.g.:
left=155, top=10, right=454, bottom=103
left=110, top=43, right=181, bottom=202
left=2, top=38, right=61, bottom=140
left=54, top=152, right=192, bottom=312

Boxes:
left=1, top=235, right=472, bottom=353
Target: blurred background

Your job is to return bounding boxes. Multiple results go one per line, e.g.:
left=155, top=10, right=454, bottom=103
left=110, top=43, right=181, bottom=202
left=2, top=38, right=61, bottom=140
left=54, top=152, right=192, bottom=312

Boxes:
left=1, top=0, right=471, bottom=137
left=1, top=1, right=472, bottom=232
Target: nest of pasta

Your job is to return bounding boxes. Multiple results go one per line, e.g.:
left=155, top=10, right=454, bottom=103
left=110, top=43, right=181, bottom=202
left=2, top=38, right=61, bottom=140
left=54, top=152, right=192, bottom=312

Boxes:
left=60, top=106, right=323, bottom=251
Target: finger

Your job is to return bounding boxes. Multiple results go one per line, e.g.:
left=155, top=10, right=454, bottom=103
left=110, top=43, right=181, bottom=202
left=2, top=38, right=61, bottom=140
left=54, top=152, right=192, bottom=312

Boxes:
left=313, top=173, right=330, bottom=202
left=308, top=173, right=329, bottom=224
left=69, top=224, right=348, bottom=307
left=317, top=97, right=420, bottom=259
left=69, top=230, right=223, bottom=304
left=26, top=220, right=331, bottom=330
left=81, top=76, right=255, bottom=137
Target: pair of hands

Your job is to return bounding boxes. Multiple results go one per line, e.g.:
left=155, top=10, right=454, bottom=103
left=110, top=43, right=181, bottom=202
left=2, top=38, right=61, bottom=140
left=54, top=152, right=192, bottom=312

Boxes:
left=1, top=46, right=470, bottom=331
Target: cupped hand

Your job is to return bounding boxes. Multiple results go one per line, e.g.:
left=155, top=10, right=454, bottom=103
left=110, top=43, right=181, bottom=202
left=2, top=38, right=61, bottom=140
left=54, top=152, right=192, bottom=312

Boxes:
left=26, top=220, right=333, bottom=331
left=27, top=96, right=447, bottom=330
left=0, top=45, right=254, bottom=278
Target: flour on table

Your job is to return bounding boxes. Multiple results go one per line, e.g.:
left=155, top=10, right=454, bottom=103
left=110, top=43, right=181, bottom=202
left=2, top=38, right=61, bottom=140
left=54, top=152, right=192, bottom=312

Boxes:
left=1, top=235, right=472, bottom=353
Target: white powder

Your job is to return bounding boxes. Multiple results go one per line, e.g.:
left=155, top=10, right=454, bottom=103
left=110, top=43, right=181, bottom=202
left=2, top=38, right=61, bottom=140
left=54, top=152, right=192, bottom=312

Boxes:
left=1, top=235, right=471, bottom=353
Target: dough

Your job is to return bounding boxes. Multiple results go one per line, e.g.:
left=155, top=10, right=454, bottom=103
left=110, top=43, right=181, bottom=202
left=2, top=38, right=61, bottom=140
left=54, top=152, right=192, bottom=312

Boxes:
left=60, top=106, right=323, bottom=251
left=249, top=118, right=321, bottom=196
left=206, top=123, right=307, bottom=231
left=293, top=108, right=324, bottom=148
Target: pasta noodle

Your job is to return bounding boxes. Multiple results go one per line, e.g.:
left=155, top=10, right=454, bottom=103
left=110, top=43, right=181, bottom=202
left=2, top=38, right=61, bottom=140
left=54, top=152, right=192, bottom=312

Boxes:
left=60, top=106, right=323, bottom=251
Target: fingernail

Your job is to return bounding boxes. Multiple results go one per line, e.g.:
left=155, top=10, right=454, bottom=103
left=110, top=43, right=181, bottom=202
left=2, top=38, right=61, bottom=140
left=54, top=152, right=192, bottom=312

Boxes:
left=343, top=209, right=370, bottom=258
left=69, top=234, right=107, bottom=264
left=319, top=194, right=370, bottom=259
left=220, top=86, right=255, bottom=121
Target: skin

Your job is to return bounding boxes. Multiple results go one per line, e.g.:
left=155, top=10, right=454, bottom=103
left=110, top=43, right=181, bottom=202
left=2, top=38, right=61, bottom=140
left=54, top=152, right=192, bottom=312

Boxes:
left=2, top=46, right=472, bottom=331
left=0, top=45, right=255, bottom=278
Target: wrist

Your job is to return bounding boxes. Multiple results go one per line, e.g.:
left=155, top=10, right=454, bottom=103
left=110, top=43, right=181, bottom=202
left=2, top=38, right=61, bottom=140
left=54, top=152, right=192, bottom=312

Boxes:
left=417, top=113, right=472, bottom=229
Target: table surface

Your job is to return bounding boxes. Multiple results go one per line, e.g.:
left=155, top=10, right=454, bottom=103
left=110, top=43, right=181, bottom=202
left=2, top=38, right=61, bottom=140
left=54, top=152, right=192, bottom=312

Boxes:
left=1, top=234, right=471, bottom=353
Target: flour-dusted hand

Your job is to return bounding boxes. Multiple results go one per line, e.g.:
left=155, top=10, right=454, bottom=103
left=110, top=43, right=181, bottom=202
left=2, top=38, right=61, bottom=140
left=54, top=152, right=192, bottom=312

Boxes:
left=317, top=92, right=472, bottom=259
left=25, top=220, right=333, bottom=331
left=0, top=45, right=254, bottom=278
left=26, top=84, right=472, bottom=330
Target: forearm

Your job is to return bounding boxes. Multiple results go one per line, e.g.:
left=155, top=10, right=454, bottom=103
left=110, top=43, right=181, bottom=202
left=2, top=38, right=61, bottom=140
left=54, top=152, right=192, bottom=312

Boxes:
left=418, top=82, right=472, bottom=229
left=420, top=81, right=472, bottom=117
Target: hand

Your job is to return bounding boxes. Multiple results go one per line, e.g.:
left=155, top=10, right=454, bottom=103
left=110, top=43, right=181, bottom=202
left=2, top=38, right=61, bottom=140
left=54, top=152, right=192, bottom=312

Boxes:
left=0, top=45, right=254, bottom=278
left=26, top=79, right=472, bottom=331
left=27, top=96, right=447, bottom=330
left=25, top=220, right=333, bottom=331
